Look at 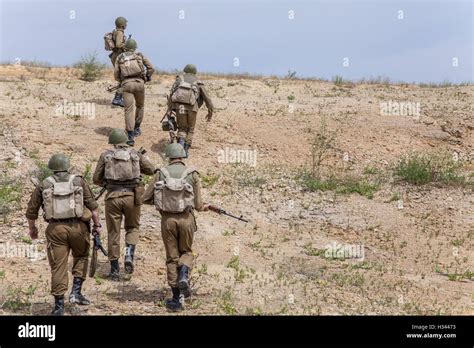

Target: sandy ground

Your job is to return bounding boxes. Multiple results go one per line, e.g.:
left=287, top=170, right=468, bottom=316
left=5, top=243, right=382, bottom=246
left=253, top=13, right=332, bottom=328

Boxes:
left=0, top=65, right=472, bottom=315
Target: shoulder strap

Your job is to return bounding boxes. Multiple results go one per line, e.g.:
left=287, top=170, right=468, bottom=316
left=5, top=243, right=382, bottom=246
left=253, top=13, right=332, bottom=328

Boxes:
left=68, top=174, right=76, bottom=184
left=160, top=167, right=170, bottom=180
left=180, top=166, right=197, bottom=180
left=45, top=176, right=56, bottom=186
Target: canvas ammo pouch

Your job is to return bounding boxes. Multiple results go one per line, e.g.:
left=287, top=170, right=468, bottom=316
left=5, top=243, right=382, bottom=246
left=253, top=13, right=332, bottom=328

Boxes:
left=42, top=174, right=84, bottom=221
left=118, top=52, right=145, bottom=79
left=134, top=185, right=145, bottom=206
left=170, top=75, right=199, bottom=106
left=154, top=167, right=195, bottom=213
left=104, top=147, right=141, bottom=182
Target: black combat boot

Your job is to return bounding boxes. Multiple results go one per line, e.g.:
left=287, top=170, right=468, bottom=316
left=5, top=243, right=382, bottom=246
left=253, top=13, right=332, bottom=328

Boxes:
left=112, top=92, right=124, bottom=107
left=124, top=244, right=135, bottom=274
left=165, top=287, right=183, bottom=312
left=178, top=265, right=191, bottom=298
left=51, top=296, right=64, bottom=316
left=183, top=143, right=191, bottom=158
left=109, top=260, right=120, bottom=281
left=126, top=131, right=135, bottom=146
left=69, top=277, right=90, bottom=305
left=133, top=122, right=142, bottom=137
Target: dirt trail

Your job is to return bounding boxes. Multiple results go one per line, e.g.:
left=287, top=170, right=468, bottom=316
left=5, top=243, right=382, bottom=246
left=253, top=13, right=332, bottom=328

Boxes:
left=0, top=65, right=472, bottom=315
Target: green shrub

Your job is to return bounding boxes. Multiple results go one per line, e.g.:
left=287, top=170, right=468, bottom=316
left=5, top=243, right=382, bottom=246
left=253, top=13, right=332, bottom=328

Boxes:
left=332, top=75, right=344, bottom=86
left=74, top=52, right=106, bottom=82
left=394, top=152, right=465, bottom=186
left=0, top=175, right=22, bottom=222
left=202, top=174, right=219, bottom=187
left=33, top=161, right=53, bottom=182
left=299, top=172, right=379, bottom=199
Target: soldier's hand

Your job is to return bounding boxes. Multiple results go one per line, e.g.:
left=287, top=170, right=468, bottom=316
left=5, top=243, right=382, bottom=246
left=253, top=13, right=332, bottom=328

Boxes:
left=201, top=204, right=210, bottom=211
left=93, top=224, right=103, bottom=235
left=205, top=112, right=213, bottom=122
left=29, top=225, right=38, bottom=240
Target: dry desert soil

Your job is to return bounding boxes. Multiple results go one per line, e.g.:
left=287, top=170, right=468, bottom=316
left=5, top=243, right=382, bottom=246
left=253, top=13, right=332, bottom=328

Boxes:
left=0, top=65, right=472, bottom=315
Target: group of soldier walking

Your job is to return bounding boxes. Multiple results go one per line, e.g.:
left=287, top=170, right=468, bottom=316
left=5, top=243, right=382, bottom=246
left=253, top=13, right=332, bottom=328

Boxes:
left=106, top=16, right=214, bottom=152
left=25, top=16, right=217, bottom=314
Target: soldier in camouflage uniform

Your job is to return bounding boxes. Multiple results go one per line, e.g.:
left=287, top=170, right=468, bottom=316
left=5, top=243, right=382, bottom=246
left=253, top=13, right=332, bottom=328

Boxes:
left=169, top=64, right=214, bottom=157
left=143, top=143, right=210, bottom=311
left=93, top=129, right=155, bottom=281
left=26, top=154, right=102, bottom=315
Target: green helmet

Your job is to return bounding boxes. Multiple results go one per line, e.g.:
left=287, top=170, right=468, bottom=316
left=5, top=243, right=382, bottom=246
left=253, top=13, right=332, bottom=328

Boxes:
left=124, top=39, right=137, bottom=51
left=183, top=64, right=197, bottom=74
left=108, top=128, right=128, bottom=144
left=48, top=153, right=70, bottom=172
left=165, top=143, right=186, bottom=159
left=115, top=16, right=128, bottom=28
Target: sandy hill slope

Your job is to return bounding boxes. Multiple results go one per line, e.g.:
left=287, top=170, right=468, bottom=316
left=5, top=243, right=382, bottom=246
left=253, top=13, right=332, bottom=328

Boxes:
left=0, top=65, right=472, bottom=315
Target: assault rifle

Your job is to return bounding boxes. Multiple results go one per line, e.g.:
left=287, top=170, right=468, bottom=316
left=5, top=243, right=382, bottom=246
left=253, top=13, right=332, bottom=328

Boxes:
left=89, top=228, right=108, bottom=278
left=161, top=95, right=177, bottom=143
left=208, top=205, right=249, bottom=223
left=94, top=187, right=107, bottom=200
left=107, top=84, right=120, bottom=93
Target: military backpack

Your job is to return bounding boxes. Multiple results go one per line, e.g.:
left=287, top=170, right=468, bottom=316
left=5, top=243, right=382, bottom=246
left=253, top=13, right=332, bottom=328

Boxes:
left=170, top=75, right=200, bottom=106
left=117, top=52, right=146, bottom=79
left=103, top=147, right=141, bottom=181
left=42, top=174, right=84, bottom=220
left=104, top=31, right=116, bottom=51
left=154, top=167, right=196, bottom=213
